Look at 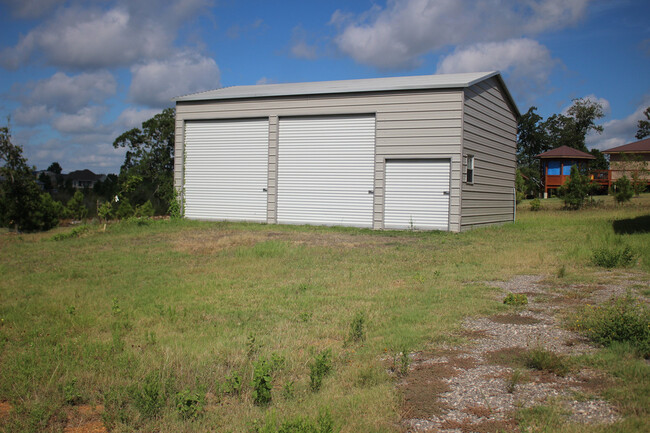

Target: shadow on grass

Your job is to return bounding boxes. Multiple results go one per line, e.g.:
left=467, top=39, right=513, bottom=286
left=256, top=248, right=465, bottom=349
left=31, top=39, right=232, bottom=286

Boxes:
left=613, top=214, right=650, bottom=234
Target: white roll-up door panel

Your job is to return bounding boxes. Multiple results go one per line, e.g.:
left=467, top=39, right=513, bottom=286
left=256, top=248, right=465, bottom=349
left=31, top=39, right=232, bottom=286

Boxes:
left=384, top=159, right=450, bottom=230
left=277, top=116, right=375, bottom=227
left=184, top=119, right=268, bottom=222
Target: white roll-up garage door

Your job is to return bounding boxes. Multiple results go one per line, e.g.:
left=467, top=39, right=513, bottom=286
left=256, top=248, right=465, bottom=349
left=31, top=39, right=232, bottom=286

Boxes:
left=384, top=159, right=450, bottom=230
left=277, top=116, right=375, bottom=227
left=184, top=119, right=268, bottom=222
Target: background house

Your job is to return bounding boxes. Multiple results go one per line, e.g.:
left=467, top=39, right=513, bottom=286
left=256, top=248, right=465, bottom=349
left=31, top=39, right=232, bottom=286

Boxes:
left=603, top=138, right=650, bottom=185
left=174, top=71, right=519, bottom=232
left=66, top=169, right=106, bottom=189
left=535, top=146, right=596, bottom=196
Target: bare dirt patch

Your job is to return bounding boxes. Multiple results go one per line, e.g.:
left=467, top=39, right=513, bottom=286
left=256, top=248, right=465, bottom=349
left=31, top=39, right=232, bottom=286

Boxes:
left=172, top=228, right=419, bottom=255
left=63, top=405, right=106, bottom=433
left=0, top=401, right=12, bottom=419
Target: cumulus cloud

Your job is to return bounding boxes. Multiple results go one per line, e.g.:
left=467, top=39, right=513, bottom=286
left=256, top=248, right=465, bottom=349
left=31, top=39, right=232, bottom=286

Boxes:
left=18, top=71, right=117, bottom=114
left=12, top=104, right=54, bottom=127
left=587, top=97, right=650, bottom=151
left=128, top=52, right=220, bottom=107
left=436, top=38, right=558, bottom=100
left=52, top=106, right=107, bottom=134
left=116, top=107, right=163, bottom=129
left=561, top=94, right=612, bottom=116
left=0, top=0, right=211, bottom=70
left=2, top=0, right=64, bottom=19
left=333, top=0, right=590, bottom=69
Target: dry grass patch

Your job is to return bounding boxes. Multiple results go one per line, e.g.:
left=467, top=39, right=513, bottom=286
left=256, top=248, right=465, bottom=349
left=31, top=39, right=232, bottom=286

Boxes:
left=400, top=363, right=456, bottom=419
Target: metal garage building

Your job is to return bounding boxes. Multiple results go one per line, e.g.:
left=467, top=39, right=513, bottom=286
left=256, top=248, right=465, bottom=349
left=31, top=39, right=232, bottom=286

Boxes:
left=174, top=71, right=519, bottom=232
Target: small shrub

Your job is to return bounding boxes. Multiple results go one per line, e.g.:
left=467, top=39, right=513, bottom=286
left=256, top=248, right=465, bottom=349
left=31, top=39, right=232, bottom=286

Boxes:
left=347, top=311, right=366, bottom=344
left=50, top=225, right=90, bottom=241
left=247, top=333, right=259, bottom=358
left=175, top=389, right=203, bottom=419
left=506, top=369, right=528, bottom=393
left=574, top=294, right=650, bottom=357
left=559, top=165, right=590, bottom=210
left=102, top=386, right=132, bottom=429
left=66, top=190, right=88, bottom=220
left=133, top=372, right=164, bottom=419
left=168, top=189, right=182, bottom=219
left=612, top=175, right=634, bottom=204
left=282, top=381, right=295, bottom=400
left=503, top=293, right=528, bottom=306
left=63, top=378, right=82, bottom=405
left=557, top=265, right=566, bottom=279
left=309, top=349, right=333, bottom=392
left=391, top=349, right=411, bottom=377
left=97, top=201, right=113, bottom=221
left=523, top=348, right=570, bottom=376
left=224, top=370, right=242, bottom=395
left=251, top=358, right=273, bottom=405
left=135, top=200, right=155, bottom=218
left=529, top=198, right=541, bottom=211
left=115, top=198, right=134, bottom=219
left=591, top=245, right=636, bottom=268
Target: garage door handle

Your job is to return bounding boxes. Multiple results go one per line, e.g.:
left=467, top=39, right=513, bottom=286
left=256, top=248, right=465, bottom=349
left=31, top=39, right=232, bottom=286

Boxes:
left=368, top=190, right=374, bottom=194
left=443, top=191, right=450, bottom=195
left=262, top=188, right=268, bottom=192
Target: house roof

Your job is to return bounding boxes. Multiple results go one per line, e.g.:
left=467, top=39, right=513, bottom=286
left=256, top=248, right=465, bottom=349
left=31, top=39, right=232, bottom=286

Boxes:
left=535, top=145, right=596, bottom=160
left=67, top=169, right=101, bottom=181
left=602, top=137, right=650, bottom=154
left=174, top=71, right=520, bottom=117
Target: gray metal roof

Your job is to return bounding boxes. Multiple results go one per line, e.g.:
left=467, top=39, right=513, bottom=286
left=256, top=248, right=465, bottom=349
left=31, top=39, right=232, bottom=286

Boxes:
left=173, top=71, right=519, bottom=116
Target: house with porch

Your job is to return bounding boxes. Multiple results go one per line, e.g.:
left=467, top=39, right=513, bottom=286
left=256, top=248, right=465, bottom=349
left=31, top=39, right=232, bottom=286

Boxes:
left=535, top=145, right=595, bottom=196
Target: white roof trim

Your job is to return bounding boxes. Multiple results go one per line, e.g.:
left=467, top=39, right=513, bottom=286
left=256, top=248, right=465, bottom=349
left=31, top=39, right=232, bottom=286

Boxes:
left=173, top=71, right=519, bottom=117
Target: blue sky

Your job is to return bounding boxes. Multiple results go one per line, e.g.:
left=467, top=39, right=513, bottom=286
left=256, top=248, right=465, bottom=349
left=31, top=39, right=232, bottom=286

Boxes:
left=1, top=0, right=649, bottom=174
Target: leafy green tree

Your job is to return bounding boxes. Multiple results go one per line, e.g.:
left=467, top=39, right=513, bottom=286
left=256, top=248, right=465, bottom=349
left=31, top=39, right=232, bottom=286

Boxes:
left=113, top=108, right=175, bottom=214
left=612, top=176, right=634, bottom=204
left=588, top=149, right=609, bottom=171
left=66, top=190, right=88, bottom=220
left=47, top=162, right=62, bottom=174
left=517, top=106, right=550, bottom=168
left=559, top=165, right=591, bottom=209
left=636, top=107, right=650, bottom=140
left=0, top=126, right=60, bottom=231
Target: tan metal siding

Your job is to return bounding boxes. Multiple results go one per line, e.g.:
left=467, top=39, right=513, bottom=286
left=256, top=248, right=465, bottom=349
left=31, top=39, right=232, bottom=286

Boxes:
left=176, top=88, right=464, bottom=231
left=461, top=77, right=517, bottom=230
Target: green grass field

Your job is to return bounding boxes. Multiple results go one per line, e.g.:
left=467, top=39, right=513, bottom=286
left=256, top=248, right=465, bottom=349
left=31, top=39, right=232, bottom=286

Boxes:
left=0, top=194, right=649, bottom=432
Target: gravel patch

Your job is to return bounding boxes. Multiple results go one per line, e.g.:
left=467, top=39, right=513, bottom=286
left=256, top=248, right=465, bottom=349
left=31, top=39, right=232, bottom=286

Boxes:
left=398, top=274, right=644, bottom=432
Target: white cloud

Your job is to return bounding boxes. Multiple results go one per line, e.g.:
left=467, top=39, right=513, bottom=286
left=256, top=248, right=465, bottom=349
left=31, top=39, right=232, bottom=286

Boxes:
left=2, top=0, right=64, bottom=19
left=128, top=52, right=220, bottom=107
left=436, top=38, right=558, bottom=100
left=333, top=0, right=590, bottom=69
left=13, top=104, right=54, bottom=126
left=116, top=107, right=162, bottom=129
left=560, top=94, right=612, bottom=116
left=19, top=71, right=117, bottom=114
left=52, top=106, right=106, bottom=134
left=587, top=97, right=650, bottom=151
left=0, top=0, right=212, bottom=70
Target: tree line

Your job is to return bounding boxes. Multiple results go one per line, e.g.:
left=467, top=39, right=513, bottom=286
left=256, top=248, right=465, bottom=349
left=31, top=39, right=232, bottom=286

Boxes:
left=1, top=108, right=176, bottom=232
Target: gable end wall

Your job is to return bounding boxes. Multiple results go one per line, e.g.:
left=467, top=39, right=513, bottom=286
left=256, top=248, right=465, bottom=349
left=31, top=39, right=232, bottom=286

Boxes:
left=461, top=77, right=517, bottom=229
